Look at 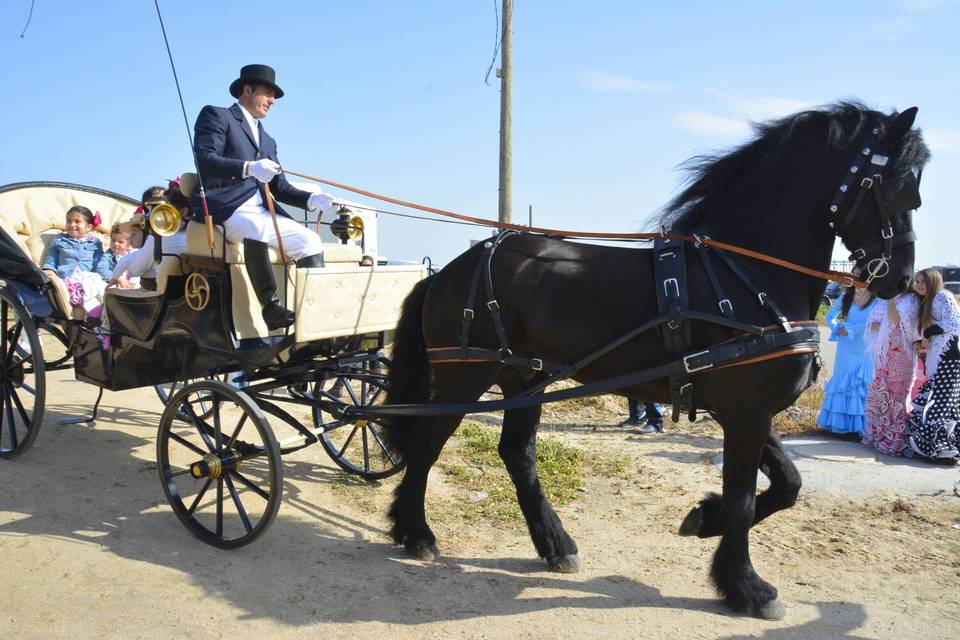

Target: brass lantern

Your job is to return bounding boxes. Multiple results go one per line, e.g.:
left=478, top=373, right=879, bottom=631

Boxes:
left=331, top=206, right=364, bottom=243
left=145, top=201, right=183, bottom=237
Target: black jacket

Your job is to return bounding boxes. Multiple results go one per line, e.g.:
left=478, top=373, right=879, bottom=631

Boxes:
left=190, top=103, right=309, bottom=224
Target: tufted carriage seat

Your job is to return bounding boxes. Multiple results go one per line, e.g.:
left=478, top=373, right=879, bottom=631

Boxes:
left=0, top=182, right=143, bottom=318
left=182, top=221, right=426, bottom=342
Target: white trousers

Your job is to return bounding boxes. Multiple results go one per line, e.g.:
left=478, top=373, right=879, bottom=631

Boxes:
left=224, top=203, right=324, bottom=261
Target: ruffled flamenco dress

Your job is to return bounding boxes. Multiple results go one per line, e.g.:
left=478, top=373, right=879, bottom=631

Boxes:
left=817, top=299, right=877, bottom=436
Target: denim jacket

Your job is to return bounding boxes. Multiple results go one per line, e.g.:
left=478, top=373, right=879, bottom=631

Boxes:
left=94, top=250, right=120, bottom=280
left=42, top=234, right=104, bottom=279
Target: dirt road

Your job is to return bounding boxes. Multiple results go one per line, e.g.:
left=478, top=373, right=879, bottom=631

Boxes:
left=1, top=368, right=958, bottom=640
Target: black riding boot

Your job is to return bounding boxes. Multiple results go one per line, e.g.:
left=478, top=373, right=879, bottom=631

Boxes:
left=243, top=238, right=295, bottom=330
left=296, top=253, right=324, bottom=268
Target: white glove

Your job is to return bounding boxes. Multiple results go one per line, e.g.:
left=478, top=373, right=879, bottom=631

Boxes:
left=247, top=159, right=281, bottom=183
left=307, top=192, right=335, bottom=212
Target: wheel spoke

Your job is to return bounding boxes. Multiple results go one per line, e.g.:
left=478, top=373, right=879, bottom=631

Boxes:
left=361, top=425, right=370, bottom=472
left=3, top=386, right=18, bottom=449
left=15, top=382, right=35, bottom=396
left=224, top=475, right=253, bottom=534
left=216, top=478, right=224, bottom=538
left=213, top=395, right=223, bottom=449
left=168, top=430, right=207, bottom=456
left=368, top=423, right=399, bottom=466
left=343, top=379, right=361, bottom=406
left=3, top=322, right=23, bottom=364
left=186, top=478, right=213, bottom=515
left=225, top=413, right=249, bottom=450
left=227, top=469, right=270, bottom=501
left=1, top=302, right=8, bottom=361
left=337, top=425, right=360, bottom=458
left=8, top=383, right=31, bottom=429
left=188, top=410, right=216, bottom=452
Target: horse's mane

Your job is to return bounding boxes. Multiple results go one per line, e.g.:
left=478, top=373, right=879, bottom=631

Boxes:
left=657, top=100, right=930, bottom=233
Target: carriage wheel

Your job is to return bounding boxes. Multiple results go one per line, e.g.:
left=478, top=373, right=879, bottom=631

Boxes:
left=157, top=380, right=282, bottom=548
left=0, top=285, right=46, bottom=458
left=155, top=373, right=233, bottom=421
left=312, top=354, right=404, bottom=480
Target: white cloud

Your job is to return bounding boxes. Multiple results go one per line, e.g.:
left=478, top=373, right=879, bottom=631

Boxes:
left=581, top=71, right=678, bottom=94
left=670, top=111, right=750, bottom=139
left=925, top=128, right=960, bottom=152
left=708, top=89, right=815, bottom=122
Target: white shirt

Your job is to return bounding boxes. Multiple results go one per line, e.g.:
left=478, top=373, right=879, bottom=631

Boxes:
left=236, top=102, right=264, bottom=208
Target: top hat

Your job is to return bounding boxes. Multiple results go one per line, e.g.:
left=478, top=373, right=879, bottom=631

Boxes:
left=229, top=64, right=284, bottom=99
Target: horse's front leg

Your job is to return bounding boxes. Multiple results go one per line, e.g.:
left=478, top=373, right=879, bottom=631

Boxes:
left=710, top=414, right=786, bottom=620
left=498, top=403, right=580, bottom=573
left=680, top=432, right=802, bottom=537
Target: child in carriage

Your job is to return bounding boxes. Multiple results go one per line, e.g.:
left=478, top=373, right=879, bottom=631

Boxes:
left=109, top=182, right=189, bottom=287
left=95, top=223, right=136, bottom=281
left=41, top=205, right=105, bottom=318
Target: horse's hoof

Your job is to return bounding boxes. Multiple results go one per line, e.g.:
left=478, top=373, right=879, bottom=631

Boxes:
left=678, top=507, right=702, bottom=536
left=754, top=598, right=786, bottom=621
left=547, top=554, right=582, bottom=573
left=406, top=541, right=439, bottom=562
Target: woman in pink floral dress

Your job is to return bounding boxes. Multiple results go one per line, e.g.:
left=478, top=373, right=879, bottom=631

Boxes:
left=863, top=292, right=920, bottom=454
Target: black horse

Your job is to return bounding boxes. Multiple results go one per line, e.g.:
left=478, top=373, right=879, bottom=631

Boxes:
left=380, top=102, right=928, bottom=619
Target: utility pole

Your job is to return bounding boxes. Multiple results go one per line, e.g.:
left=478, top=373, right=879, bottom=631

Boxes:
left=498, top=0, right=512, bottom=224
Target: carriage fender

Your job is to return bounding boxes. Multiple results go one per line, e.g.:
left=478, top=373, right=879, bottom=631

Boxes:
left=2, top=279, right=53, bottom=318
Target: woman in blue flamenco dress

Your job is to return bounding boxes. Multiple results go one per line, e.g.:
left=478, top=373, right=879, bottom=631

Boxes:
left=817, top=281, right=877, bottom=437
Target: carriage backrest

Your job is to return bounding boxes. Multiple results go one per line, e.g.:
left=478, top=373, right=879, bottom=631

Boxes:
left=0, top=183, right=138, bottom=266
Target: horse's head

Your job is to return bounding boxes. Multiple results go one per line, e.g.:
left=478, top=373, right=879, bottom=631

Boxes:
left=828, top=107, right=928, bottom=299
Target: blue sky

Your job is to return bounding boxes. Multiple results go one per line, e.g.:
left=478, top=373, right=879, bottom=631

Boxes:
left=3, top=1, right=958, bottom=268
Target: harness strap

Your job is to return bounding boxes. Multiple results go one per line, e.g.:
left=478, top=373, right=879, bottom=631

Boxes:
left=460, top=246, right=488, bottom=358
left=347, top=326, right=821, bottom=418
left=712, top=250, right=791, bottom=333
left=427, top=347, right=566, bottom=373
left=696, top=241, right=736, bottom=320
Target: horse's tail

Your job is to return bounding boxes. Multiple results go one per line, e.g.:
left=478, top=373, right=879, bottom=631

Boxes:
left=381, top=274, right=434, bottom=460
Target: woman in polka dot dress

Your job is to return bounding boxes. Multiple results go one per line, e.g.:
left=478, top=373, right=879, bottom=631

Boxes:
left=903, top=268, right=960, bottom=465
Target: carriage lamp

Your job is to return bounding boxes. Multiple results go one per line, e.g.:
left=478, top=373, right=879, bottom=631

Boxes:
left=145, top=201, right=183, bottom=237
left=331, top=206, right=364, bottom=244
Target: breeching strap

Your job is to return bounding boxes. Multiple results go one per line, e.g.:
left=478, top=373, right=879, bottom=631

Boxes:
left=284, top=169, right=864, bottom=289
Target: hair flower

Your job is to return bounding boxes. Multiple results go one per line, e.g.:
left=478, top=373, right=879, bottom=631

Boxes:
left=134, top=206, right=145, bottom=215
left=92, top=211, right=103, bottom=227
left=168, top=176, right=182, bottom=190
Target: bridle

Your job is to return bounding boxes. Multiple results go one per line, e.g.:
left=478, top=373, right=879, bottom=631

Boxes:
left=826, top=125, right=916, bottom=285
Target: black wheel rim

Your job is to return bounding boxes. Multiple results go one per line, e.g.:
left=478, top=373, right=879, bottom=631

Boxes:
left=157, top=380, right=282, bottom=548
left=314, top=355, right=403, bottom=480
left=0, top=287, right=45, bottom=458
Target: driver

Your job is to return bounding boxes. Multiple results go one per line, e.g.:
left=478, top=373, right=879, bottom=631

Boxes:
left=191, top=64, right=333, bottom=330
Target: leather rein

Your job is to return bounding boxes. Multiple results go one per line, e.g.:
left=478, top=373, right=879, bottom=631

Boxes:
left=286, top=131, right=905, bottom=291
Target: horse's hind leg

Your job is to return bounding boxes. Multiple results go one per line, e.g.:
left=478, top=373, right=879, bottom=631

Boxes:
left=498, top=399, right=580, bottom=573
left=680, top=433, right=801, bottom=538
left=388, top=369, right=494, bottom=560
left=710, top=413, right=786, bottom=620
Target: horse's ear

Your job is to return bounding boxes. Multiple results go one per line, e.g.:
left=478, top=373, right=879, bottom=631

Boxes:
left=884, top=106, right=918, bottom=143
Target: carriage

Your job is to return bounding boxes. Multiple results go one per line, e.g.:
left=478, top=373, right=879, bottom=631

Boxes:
left=0, top=180, right=427, bottom=547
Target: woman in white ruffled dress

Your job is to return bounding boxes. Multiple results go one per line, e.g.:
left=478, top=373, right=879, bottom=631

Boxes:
left=903, top=268, right=960, bottom=465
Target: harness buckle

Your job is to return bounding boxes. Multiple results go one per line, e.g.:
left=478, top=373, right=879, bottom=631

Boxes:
left=718, top=299, right=733, bottom=314
left=683, top=350, right=714, bottom=374
left=463, top=308, right=474, bottom=320
left=663, top=277, right=679, bottom=299
left=860, top=176, right=874, bottom=189
left=757, top=291, right=768, bottom=306
left=530, top=358, right=543, bottom=371
left=850, top=248, right=866, bottom=261
left=487, top=300, right=501, bottom=313
left=881, top=226, right=894, bottom=239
